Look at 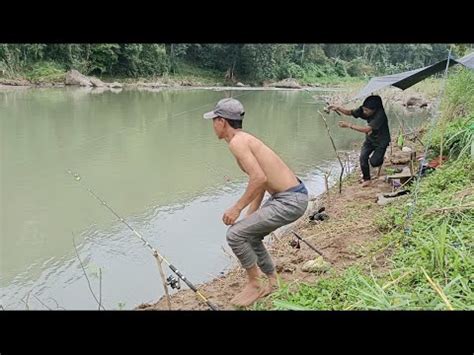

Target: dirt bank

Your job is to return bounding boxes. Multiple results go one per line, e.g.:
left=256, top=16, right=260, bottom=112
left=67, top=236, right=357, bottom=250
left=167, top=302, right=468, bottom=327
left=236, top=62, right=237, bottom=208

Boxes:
left=136, top=141, right=421, bottom=310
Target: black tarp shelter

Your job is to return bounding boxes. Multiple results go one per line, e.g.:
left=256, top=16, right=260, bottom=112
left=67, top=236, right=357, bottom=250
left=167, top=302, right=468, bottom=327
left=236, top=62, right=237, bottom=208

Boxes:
left=354, top=52, right=474, bottom=100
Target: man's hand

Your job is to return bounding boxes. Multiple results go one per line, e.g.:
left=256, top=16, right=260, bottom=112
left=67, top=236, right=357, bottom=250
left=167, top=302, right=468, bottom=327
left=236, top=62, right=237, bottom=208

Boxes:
left=223, top=205, right=242, bottom=225
left=328, top=105, right=339, bottom=111
left=338, top=120, right=351, bottom=128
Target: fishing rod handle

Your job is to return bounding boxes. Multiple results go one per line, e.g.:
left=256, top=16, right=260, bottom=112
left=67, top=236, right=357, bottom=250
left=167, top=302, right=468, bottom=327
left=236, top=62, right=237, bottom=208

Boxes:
left=169, top=265, right=197, bottom=292
left=206, top=301, right=219, bottom=311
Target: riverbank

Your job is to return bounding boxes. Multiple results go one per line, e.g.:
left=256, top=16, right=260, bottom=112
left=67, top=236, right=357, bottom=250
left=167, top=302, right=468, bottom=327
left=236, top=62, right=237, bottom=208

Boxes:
left=136, top=69, right=473, bottom=311
left=136, top=142, right=414, bottom=310
left=138, top=134, right=472, bottom=311
left=0, top=65, right=343, bottom=87
left=0, top=70, right=439, bottom=112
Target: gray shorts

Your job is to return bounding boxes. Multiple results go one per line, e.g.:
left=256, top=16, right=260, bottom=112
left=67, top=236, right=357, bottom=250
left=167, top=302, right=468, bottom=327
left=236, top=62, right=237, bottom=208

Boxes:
left=226, top=180, right=308, bottom=274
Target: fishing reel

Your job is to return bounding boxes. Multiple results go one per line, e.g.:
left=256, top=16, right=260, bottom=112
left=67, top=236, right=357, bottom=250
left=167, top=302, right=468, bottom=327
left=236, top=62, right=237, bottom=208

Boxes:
left=166, top=275, right=181, bottom=290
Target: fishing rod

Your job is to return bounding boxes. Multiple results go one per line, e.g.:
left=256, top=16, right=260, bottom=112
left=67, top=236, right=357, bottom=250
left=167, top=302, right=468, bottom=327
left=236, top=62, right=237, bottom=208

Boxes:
left=67, top=169, right=218, bottom=311
left=291, top=231, right=326, bottom=259
left=303, top=88, right=342, bottom=116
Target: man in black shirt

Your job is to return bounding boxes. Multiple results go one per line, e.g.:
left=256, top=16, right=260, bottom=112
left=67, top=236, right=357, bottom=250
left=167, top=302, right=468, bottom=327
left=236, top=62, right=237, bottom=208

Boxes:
left=329, top=95, right=390, bottom=187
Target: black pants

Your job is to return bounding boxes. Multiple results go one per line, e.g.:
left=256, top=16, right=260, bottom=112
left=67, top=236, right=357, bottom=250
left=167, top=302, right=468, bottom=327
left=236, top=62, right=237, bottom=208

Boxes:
left=360, top=140, right=388, bottom=181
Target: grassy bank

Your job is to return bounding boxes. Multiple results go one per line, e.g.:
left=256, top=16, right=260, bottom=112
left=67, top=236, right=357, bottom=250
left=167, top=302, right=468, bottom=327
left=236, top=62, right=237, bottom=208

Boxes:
left=256, top=68, right=474, bottom=310
left=1, top=60, right=366, bottom=88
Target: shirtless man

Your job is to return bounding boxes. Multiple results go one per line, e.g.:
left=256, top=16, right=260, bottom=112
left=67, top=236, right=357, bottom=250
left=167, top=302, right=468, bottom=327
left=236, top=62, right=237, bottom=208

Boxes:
left=203, top=98, right=309, bottom=307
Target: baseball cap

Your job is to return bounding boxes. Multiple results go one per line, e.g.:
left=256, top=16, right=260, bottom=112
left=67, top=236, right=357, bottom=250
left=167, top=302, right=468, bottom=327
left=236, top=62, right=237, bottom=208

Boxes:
left=203, top=98, right=245, bottom=121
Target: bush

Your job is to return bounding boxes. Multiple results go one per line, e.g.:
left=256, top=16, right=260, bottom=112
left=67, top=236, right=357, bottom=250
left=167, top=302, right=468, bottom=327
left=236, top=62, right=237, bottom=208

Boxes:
left=25, top=61, right=65, bottom=83
left=89, top=44, right=120, bottom=75
left=428, top=69, right=474, bottom=159
left=346, top=57, right=375, bottom=77
left=429, top=114, right=474, bottom=159
left=442, top=68, right=474, bottom=121
left=277, top=62, right=305, bottom=80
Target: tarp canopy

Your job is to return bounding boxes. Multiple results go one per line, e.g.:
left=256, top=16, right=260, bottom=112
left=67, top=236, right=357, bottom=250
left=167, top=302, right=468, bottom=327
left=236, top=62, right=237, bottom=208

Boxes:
left=458, top=51, right=474, bottom=69
left=354, top=52, right=474, bottom=100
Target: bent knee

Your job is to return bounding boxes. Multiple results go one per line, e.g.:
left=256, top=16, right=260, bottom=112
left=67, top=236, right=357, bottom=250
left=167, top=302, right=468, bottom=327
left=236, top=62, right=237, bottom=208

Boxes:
left=370, top=156, right=385, bottom=167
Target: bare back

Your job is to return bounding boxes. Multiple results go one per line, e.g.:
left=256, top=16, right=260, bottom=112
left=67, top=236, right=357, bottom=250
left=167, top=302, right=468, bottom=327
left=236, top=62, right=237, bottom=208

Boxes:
left=229, top=131, right=298, bottom=195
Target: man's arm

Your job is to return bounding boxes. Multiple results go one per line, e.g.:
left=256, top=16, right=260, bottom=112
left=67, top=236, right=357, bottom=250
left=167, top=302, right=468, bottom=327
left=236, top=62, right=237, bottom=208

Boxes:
left=328, top=105, right=353, bottom=116
left=246, top=189, right=265, bottom=216
left=222, top=137, right=267, bottom=225
left=339, top=121, right=372, bottom=134
left=329, top=105, right=373, bottom=134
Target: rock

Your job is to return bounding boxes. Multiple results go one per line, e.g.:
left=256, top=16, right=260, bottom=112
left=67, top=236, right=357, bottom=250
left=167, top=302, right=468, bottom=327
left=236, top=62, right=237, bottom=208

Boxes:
left=405, top=96, right=428, bottom=108
left=376, top=191, right=410, bottom=206
left=269, top=78, right=302, bottom=89
left=389, top=151, right=412, bottom=165
left=236, top=82, right=245, bottom=87
left=89, top=77, right=106, bottom=88
left=401, top=146, right=413, bottom=153
left=90, top=87, right=108, bottom=94
left=301, top=256, right=331, bottom=273
left=276, top=264, right=296, bottom=273
left=65, top=69, right=92, bottom=87
left=65, top=70, right=114, bottom=89
left=108, top=82, right=123, bottom=88
left=0, top=78, right=31, bottom=86
left=405, top=98, right=415, bottom=107
left=134, top=82, right=162, bottom=89
left=149, top=82, right=169, bottom=88
left=136, top=303, right=151, bottom=309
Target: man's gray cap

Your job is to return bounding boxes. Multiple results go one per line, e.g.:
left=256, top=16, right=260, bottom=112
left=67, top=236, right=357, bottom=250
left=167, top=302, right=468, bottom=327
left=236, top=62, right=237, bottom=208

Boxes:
left=203, top=98, right=245, bottom=121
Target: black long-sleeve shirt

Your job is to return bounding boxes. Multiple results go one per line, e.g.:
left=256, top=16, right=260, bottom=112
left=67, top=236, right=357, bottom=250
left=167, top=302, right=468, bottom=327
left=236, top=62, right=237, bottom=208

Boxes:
left=351, top=106, right=391, bottom=147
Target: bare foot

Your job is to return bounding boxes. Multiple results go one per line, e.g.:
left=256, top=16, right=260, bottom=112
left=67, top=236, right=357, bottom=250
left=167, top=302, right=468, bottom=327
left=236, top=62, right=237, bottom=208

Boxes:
left=231, top=282, right=262, bottom=307
left=361, top=180, right=371, bottom=187
left=258, top=285, right=272, bottom=298
left=259, top=277, right=279, bottom=298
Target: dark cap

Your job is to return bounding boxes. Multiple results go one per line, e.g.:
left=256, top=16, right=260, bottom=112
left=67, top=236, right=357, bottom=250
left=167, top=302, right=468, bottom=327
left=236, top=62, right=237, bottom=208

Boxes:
left=362, top=95, right=383, bottom=110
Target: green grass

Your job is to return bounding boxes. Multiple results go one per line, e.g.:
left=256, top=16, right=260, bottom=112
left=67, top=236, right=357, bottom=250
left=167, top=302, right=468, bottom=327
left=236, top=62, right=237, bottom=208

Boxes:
left=170, top=61, right=225, bottom=84
left=262, top=158, right=473, bottom=310
left=25, top=61, right=66, bottom=83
